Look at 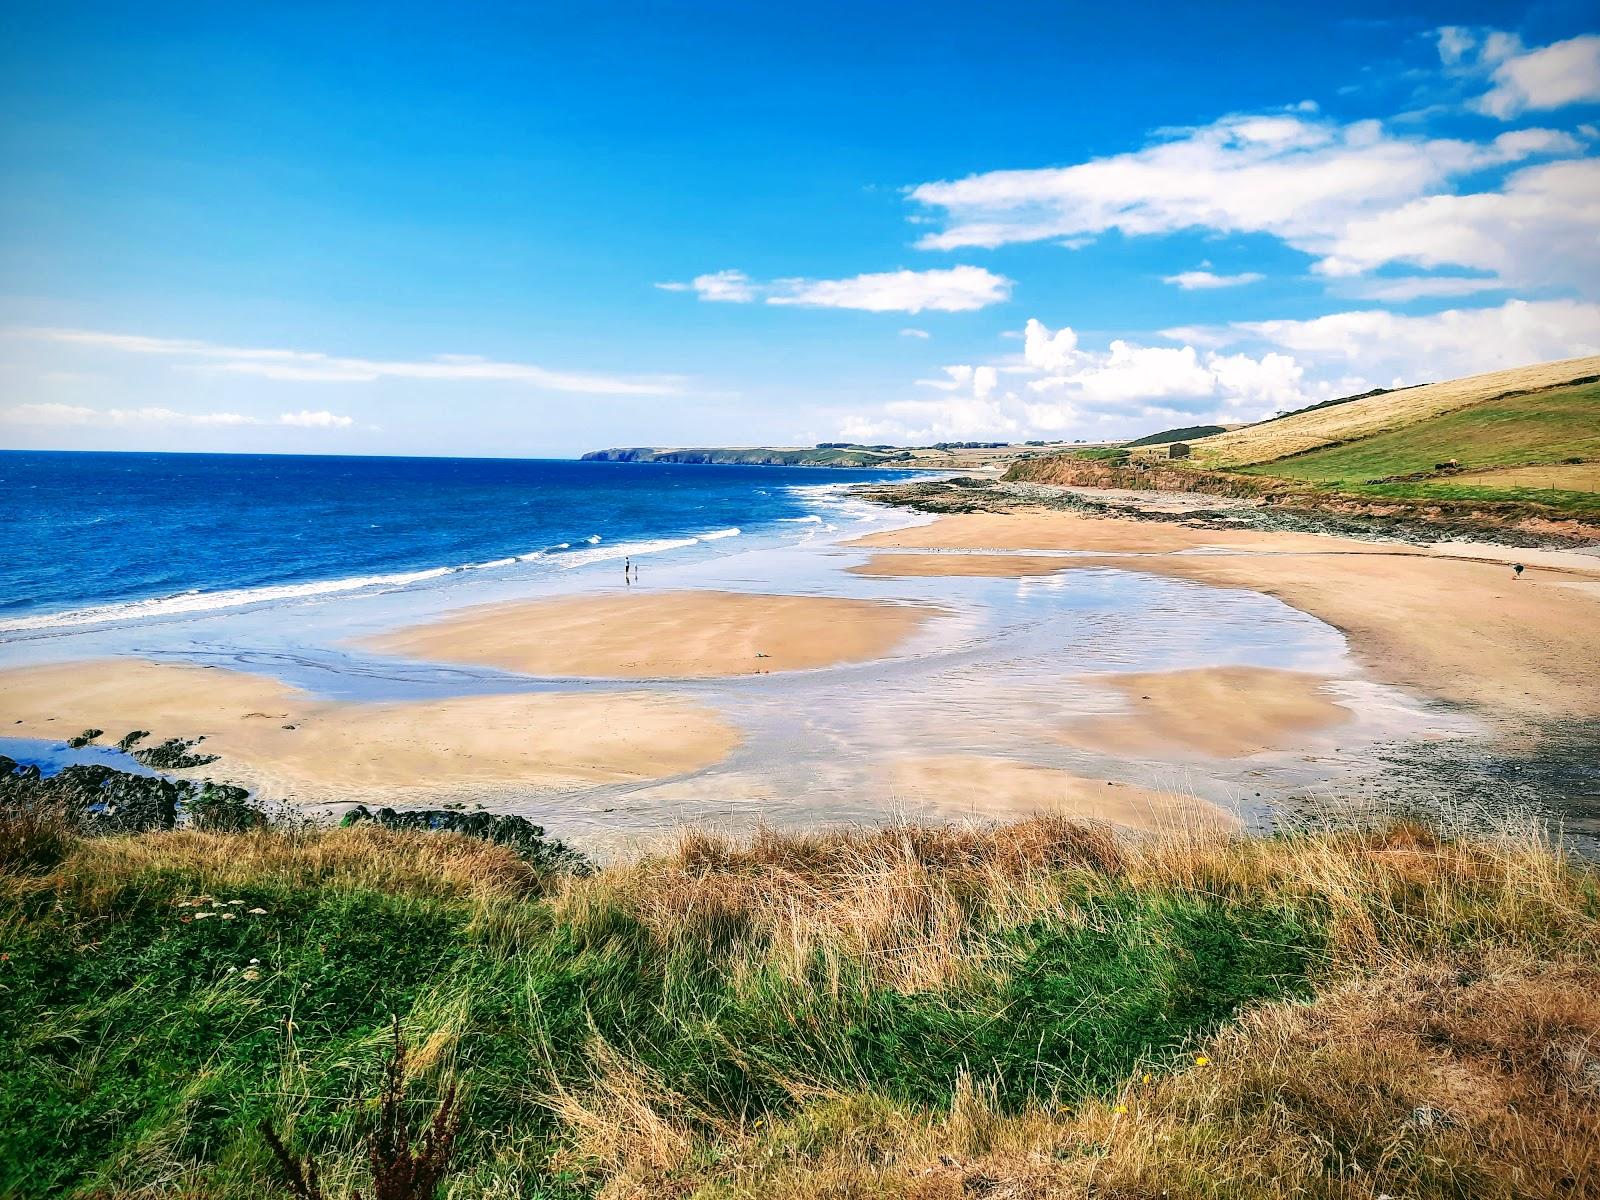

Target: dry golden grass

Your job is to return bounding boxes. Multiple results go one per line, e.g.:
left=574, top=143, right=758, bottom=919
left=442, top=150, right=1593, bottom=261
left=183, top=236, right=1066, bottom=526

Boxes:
left=43, top=823, right=548, bottom=910
left=1185, top=355, right=1600, bottom=468
left=9, top=813, right=1596, bottom=1199
left=564, top=957, right=1598, bottom=1199
left=532, top=816, right=1600, bottom=1199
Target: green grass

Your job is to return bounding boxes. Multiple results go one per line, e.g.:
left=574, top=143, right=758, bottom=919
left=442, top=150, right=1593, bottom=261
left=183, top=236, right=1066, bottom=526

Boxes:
left=3, top=817, right=1596, bottom=1198
left=1336, top=481, right=1600, bottom=516
left=1240, top=381, right=1600, bottom=485
left=0, top=835, right=1316, bottom=1196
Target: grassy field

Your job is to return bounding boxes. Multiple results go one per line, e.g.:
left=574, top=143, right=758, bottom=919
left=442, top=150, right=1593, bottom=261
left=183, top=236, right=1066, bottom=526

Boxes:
left=1239, top=382, right=1600, bottom=485
left=4, top=808, right=1598, bottom=1199
left=1186, top=356, right=1600, bottom=469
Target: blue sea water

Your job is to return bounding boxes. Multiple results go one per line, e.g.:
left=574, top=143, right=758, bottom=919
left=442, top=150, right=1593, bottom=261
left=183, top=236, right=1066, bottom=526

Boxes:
left=0, top=451, right=917, bottom=635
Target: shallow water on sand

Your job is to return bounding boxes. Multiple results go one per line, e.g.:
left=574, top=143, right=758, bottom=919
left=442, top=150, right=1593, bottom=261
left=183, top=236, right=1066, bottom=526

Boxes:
left=0, top=503, right=1482, bottom=851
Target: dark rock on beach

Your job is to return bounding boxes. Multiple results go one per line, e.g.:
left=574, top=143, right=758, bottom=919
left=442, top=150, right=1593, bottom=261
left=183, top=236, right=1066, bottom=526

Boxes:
left=340, top=803, right=593, bottom=875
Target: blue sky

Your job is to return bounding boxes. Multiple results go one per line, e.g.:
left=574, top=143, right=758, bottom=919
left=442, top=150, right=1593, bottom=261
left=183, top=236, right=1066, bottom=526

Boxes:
left=1, top=1, right=1597, bottom=455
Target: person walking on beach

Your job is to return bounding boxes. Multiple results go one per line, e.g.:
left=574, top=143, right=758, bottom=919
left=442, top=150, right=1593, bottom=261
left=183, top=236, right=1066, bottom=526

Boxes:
left=624, top=556, right=632, bottom=584
left=1512, top=563, right=1525, bottom=580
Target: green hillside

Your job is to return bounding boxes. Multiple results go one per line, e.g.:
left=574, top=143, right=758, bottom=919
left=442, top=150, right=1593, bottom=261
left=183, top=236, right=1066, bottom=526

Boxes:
left=1239, top=380, right=1600, bottom=513
left=1123, top=423, right=1225, bottom=448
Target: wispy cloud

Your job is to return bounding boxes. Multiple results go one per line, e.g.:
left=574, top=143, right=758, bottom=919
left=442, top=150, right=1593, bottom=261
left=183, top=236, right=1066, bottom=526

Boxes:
left=3, top=327, right=684, bottom=395
left=0, top=403, right=358, bottom=429
left=1162, top=270, right=1265, bottom=290
left=657, top=265, right=1012, bottom=313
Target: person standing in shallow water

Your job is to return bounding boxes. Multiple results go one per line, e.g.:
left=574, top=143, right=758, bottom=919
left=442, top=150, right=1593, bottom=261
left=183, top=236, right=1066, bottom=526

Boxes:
left=624, top=556, right=631, bottom=584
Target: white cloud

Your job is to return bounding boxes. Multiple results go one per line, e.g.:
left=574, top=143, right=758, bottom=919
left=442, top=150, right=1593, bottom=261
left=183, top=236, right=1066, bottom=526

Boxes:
left=1313, top=158, right=1600, bottom=291
left=834, top=296, right=1600, bottom=446
left=1022, top=318, right=1080, bottom=371
left=655, top=270, right=756, bottom=302
left=2, top=327, right=682, bottom=395
left=1162, top=269, right=1265, bottom=290
left=837, top=396, right=1023, bottom=444
left=1477, top=34, right=1600, bottom=118
left=908, top=110, right=1570, bottom=254
left=0, top=403, right=358, bottom=429
left=279, top=409, right=355, bottom=428
left=658, top=265, right=1013, bottom=313
left=899, top=327, right=932, bottom=339
left=1239, top=298, right=1600, bottom=381
left=770, top=265, right=1013, bottom=313
left=840, top=317, right=1321, bottom=444
left=1338, top=276, right=1507, bottom=302
left=906, top=103, right=1592, bottom=297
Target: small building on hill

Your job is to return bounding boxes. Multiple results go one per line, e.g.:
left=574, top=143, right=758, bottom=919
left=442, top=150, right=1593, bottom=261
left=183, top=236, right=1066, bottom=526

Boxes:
left=1168, top=442, right=1192, bottom=460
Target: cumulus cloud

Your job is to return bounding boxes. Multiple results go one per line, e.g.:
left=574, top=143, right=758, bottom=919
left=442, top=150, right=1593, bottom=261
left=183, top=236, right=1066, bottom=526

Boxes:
left=3, top=327, right=682, bottom=395
left=1238, top=298, right=1600, bottom=381
left=0, top=403, right=359, bottom=429
left=1476, top=34, right=1600, bottom=118
left=906, top=90, right=1593, bottom=298
left=908, top=110, right=1568, bottom=253
left=1162, top=270, right=1266, bottom=290
left=657, top=266, right=1013, bottom=313
left=833, top=298, right=1600, bottom=445
left=1312, top=157, right=1600, bottom=292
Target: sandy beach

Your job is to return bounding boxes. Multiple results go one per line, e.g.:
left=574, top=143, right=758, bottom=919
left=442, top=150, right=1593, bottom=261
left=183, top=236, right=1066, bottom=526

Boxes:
left=365, top=588, right=937, bottom=678
left=889, top=754, right=1237, bottom=830
left=7, top=499, right=1597, bottom=833
left=1062, top=666, right=1353, bottom=758
left=851, top=511, right=1600, bottom=726
left=0, top=658, right=739, bottom=805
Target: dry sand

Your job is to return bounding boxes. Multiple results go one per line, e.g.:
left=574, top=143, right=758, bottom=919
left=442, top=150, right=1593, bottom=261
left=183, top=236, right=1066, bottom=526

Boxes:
left=850, top=510, right=1600, bottom=724
left=1062, top=667, right=1353, bottom=758
left=0, top=659, right=739, bottom=804
left=365, top=589, right=935, bottom=678
left=890, top=755, right=1236, bottom=831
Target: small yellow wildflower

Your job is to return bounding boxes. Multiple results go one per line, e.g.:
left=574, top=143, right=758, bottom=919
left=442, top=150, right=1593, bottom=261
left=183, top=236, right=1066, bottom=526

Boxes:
left=1141, top=1073, right=1153, bottom=1084
left=1194, top=1055, right=1210, bottom=1066
left=1113, top=1104, right=1128, bottom=1115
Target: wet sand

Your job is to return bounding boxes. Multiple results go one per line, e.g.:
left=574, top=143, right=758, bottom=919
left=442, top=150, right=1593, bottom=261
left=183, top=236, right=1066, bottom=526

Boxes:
left=851, top=511, right=1600, bottom=725
left=890, top=755, right=1237, bottom=830
left=0, top=659, right=739, bottom=804
left=1062, top=666, right=1353, bottom=758
left=364, top=589, right=936, bottom=678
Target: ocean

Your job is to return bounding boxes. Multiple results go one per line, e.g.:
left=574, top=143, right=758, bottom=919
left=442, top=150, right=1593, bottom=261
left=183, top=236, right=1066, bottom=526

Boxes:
left=0, top=451, right=920, bottom=637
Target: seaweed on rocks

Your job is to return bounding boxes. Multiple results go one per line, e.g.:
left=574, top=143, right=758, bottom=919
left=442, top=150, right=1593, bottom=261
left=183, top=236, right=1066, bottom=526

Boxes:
left=340, top=804, right=593, bottom=875
left=0, top=757, right=267, bottom=835
left=132, top=736, right=221, bottom=770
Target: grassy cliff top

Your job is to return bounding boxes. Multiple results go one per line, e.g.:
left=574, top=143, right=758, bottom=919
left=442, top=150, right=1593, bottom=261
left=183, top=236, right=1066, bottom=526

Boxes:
left=4, top=805, right=1596, bottom=1198
left=1186, top=355, right=1600, bottom=469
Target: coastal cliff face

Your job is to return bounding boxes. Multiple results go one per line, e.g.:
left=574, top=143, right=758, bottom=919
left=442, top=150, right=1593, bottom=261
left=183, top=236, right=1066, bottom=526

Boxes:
left=582, top=446, right=910, bottom=467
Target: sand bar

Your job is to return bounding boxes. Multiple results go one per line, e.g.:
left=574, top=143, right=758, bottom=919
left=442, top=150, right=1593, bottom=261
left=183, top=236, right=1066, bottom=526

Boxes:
left=0, top=659, right=739, bottom=803
left=850, top=510, right=1600, bottom=723
left=1062, top=666, right=1353, bottom=758
left=890, top=754, right=1236, bottom=831
left=365, top=589, right=936, bottom=678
